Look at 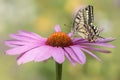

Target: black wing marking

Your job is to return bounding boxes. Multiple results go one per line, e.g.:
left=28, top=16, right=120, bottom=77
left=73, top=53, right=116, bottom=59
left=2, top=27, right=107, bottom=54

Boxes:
left=84, top=5, right=94, bottom=26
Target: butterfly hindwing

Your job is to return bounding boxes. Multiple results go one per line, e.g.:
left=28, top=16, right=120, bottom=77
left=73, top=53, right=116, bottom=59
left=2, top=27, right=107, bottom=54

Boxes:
left=84, top=5, right=94, bottom=26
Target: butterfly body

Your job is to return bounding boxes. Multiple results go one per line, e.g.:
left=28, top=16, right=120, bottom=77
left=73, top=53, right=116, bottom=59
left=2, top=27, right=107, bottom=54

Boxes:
left=72, top=5, right=102, bottom=42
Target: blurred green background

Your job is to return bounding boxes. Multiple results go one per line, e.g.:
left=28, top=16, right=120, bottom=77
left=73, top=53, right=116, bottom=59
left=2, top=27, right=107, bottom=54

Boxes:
left=0, top=0, right=120, bottom=80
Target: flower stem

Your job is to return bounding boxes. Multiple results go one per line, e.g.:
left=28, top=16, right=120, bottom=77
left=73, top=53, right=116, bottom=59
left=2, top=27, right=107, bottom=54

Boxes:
left=56, top=62, right=62, bottom=80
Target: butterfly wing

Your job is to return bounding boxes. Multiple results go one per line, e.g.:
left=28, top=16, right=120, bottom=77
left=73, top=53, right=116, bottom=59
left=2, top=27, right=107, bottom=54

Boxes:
left=72, top=8, right=85, bottom=31
left=84, top=5, right=94, bottom=26
left=72, top=5, right=91, bottom=38
left=72, top=6, right=89, bottom=38
left=72, top=5, right=102, bottom=42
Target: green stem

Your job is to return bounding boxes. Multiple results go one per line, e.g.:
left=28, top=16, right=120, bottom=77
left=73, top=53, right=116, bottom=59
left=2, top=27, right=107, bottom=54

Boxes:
left=56, top=62, right=62, bottom=80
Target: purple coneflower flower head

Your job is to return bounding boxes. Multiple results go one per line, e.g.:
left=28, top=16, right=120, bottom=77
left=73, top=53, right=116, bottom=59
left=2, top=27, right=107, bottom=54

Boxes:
left=5, top=25, right=115, bottom=65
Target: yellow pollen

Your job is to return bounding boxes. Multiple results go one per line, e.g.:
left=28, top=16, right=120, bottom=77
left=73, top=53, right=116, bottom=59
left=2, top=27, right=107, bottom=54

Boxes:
left=46, top=32, right=72, bottom=47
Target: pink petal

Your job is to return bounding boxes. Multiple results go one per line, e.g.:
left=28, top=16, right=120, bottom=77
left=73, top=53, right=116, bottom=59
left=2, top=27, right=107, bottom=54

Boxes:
left=72, top=38, right=87, bottom=44
left=51, top=47, right=65, bottom=64
left=64, top=47, right=81, bottom=64
left=83, top=43, right=115, bottom=48
left=18, top=30, right=42, bottom=40
left=68, top=32, right=73, bottom=37
left=55, top=25, right=61, bottom=32
left=70, top=46, right=86, bottom=64
left=17, top=45, right=51, bottom=65
left=72, top=38, right=85, bottom=42
left=9, top=34, right=38, bottom=42
left=5, top=38, right=46, bottom=48
left=97, top=38, right=115, bottom=43
left=86, top=47, right=111, bottom=53
left=6, top=44, right=39, bottom=55
left=5, top=40, right=29, bottom=47
left=64, top=49, right=76, bottom=66
left=34, top=46, right=53, bottom=62
left=80, top=48, right=102, bottom=61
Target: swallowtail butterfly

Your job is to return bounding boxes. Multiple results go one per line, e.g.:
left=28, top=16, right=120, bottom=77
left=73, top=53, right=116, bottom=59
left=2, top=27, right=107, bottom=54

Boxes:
left=72, top=5, right=102, bottom=42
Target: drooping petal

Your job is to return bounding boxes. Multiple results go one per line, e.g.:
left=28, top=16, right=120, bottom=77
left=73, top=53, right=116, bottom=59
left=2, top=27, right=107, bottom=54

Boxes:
left=17, top=45, right=51, bottom=65
left=86, top=47, right=111, bottom=53
left=64, top=49, right=76, bottom=65
left=51, top=47, right=65, bottom=64
left=83, top=43, right=115, bottom=48
left=96, top=38, right=115, bottom=43
left=80, top=48, right=102, bottom=61
left=70, top=46, right=86, bottom=64
left=55, top=25, right=61, bottom=32
left=64, top=47, right=81, bottom=64
left=6, top=44, right=39, bottom=55
left=34, top=46, right=53, bottom=62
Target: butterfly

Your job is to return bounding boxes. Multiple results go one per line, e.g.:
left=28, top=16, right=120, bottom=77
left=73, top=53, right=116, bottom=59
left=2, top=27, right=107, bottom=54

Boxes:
left=72, top=5, right=103, bottom=42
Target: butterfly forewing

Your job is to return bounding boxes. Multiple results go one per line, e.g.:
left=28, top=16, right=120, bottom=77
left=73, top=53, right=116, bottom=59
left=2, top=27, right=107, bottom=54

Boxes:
left=73, top=9, right=85, bottom=32
left=72, top=5, right=102, bottom=42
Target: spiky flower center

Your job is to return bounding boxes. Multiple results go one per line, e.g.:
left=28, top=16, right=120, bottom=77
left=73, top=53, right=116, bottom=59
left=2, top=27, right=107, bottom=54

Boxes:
left=46, top=32, right=72, bottom=47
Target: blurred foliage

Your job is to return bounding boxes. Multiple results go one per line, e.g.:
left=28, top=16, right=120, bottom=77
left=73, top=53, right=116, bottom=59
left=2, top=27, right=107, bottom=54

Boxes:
left=0, top=0, right=120, bottom=80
